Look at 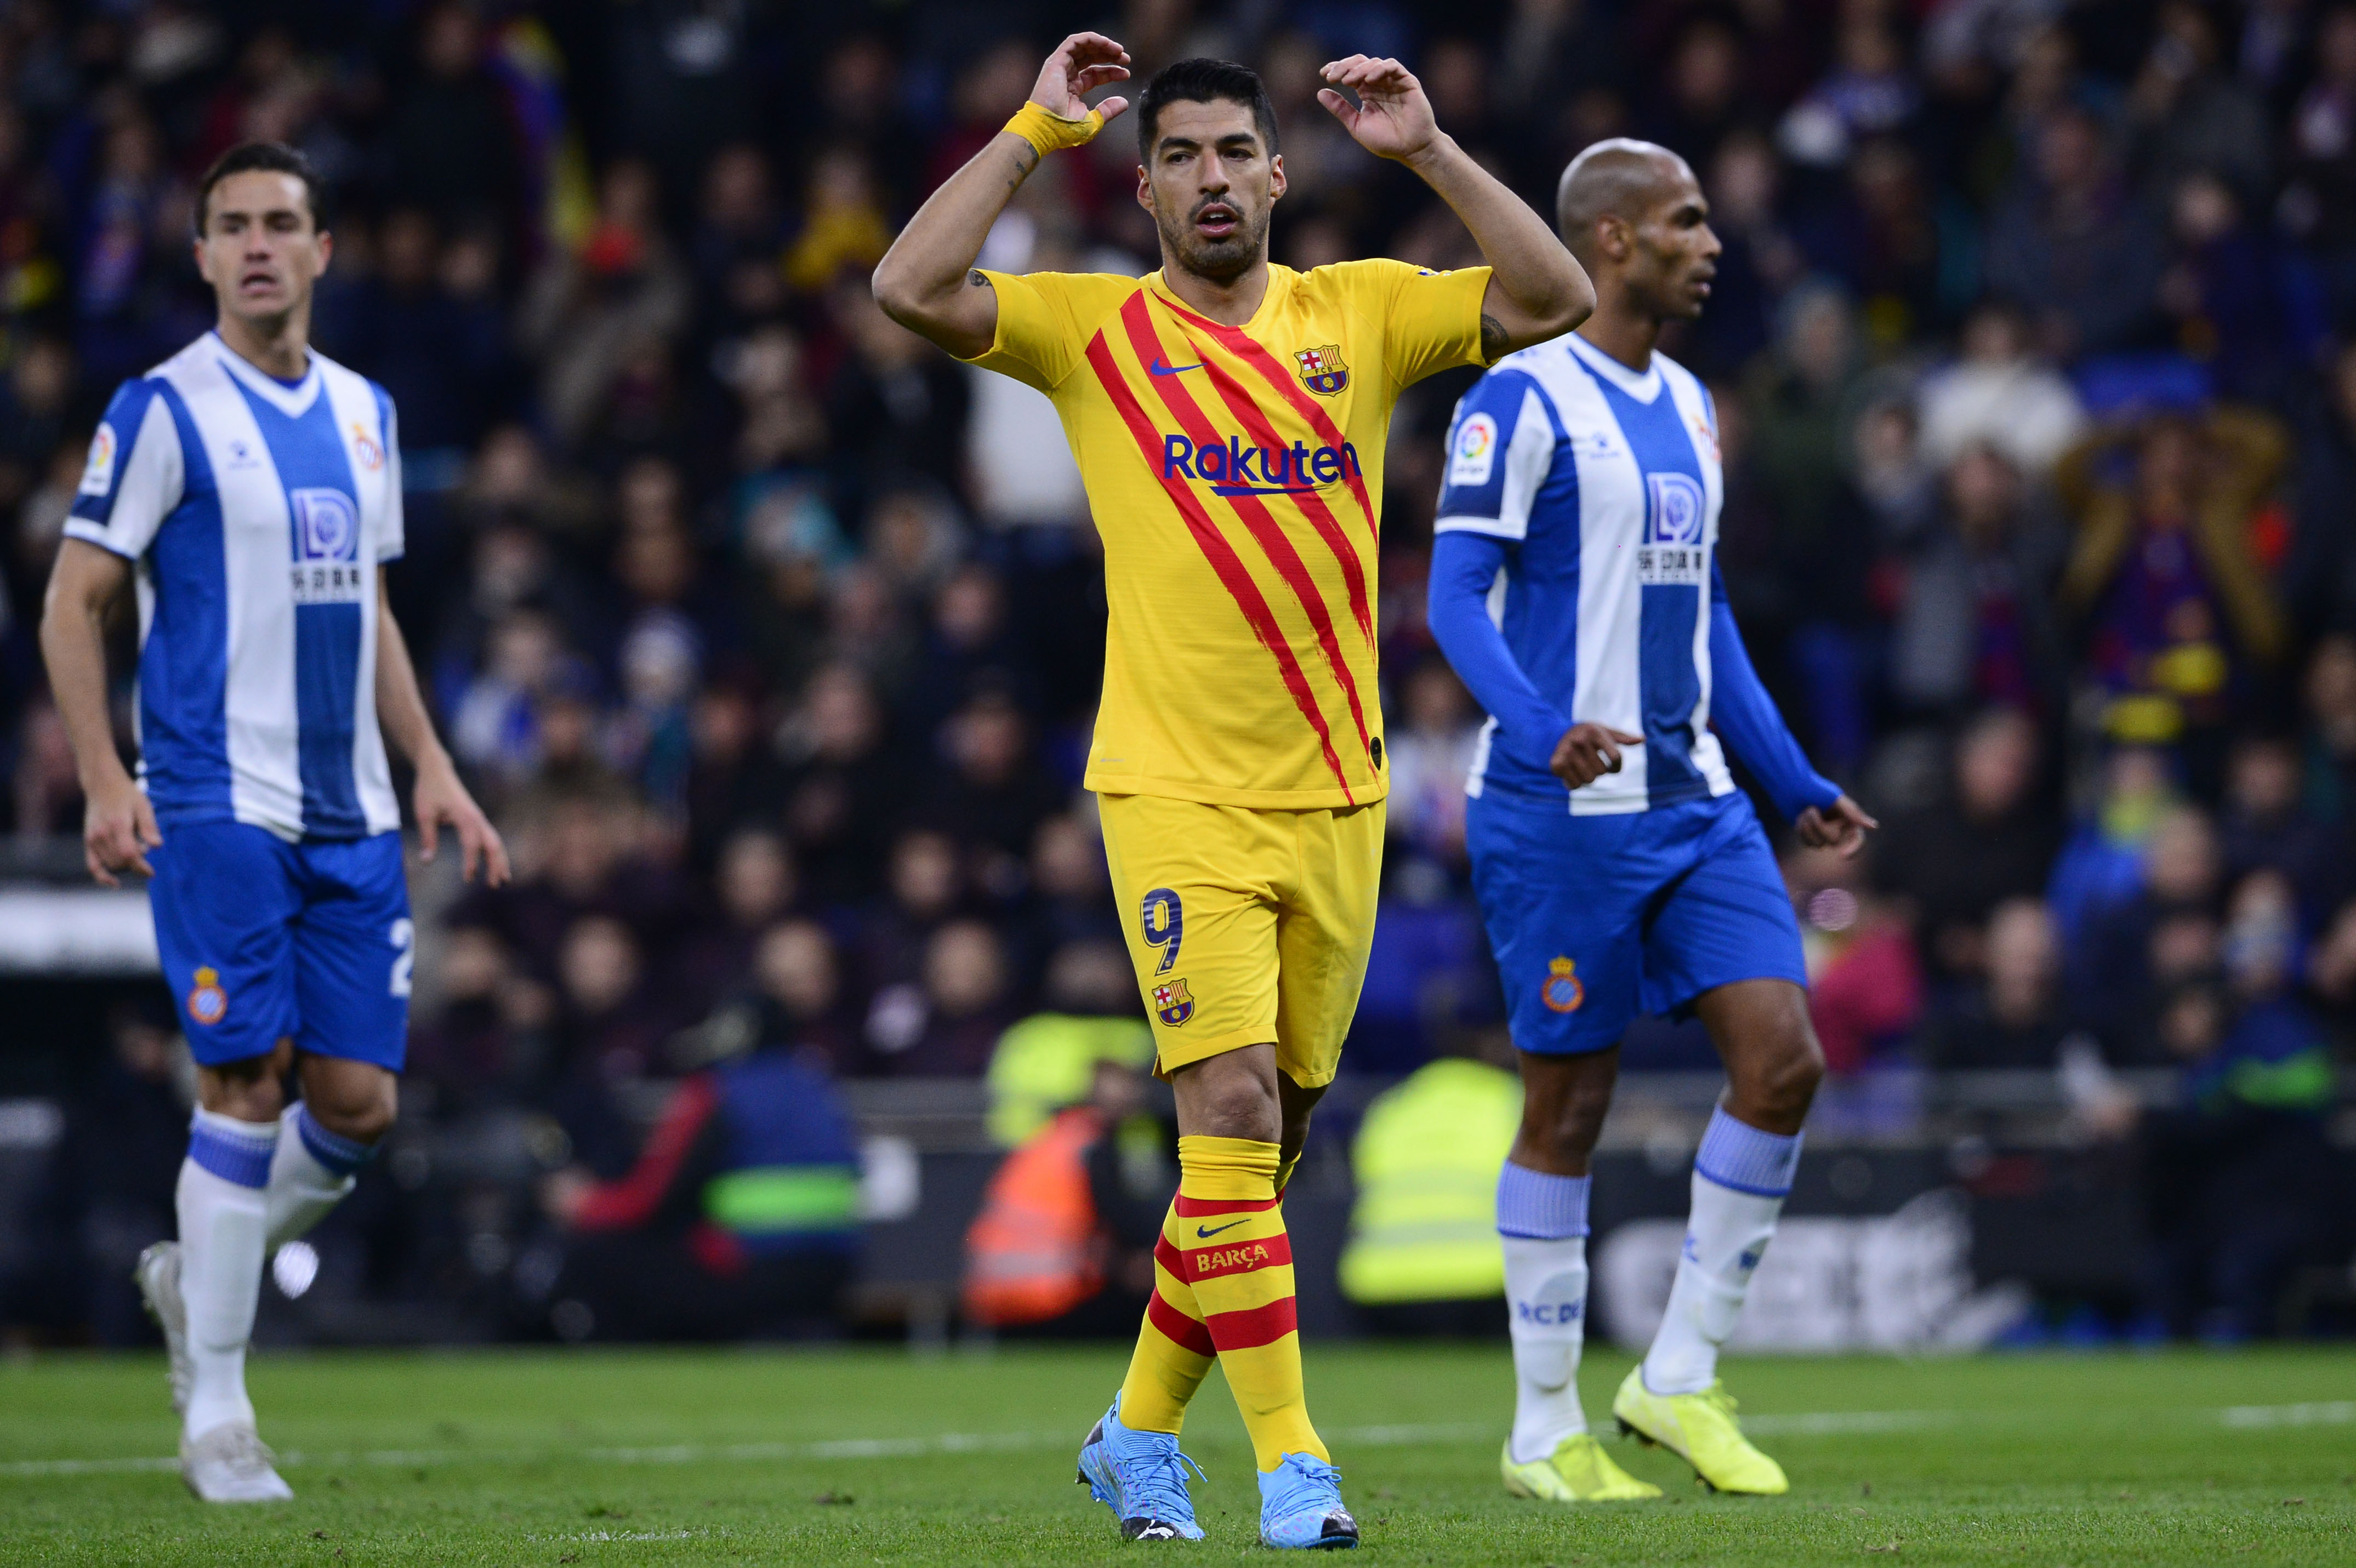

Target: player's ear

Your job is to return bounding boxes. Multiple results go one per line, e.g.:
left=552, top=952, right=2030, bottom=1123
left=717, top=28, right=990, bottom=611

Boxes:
left=315, top=228, right=334, bottom=274
left=1136, top=164, right=1153, bottom=213
left=1268, top=151, right=1285, bottom=202
left=1596, top=214, right=1631, bottom=263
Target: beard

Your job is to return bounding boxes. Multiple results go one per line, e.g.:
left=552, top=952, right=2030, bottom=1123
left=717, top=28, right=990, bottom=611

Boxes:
left=1156, top=197, right=1271, bottom=284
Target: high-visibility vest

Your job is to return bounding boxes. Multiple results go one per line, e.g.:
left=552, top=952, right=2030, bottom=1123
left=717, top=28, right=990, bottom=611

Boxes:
left=1338, top=1059, right=1522, bottom=1305
left=963, top=1107, right=1107, bottom=1326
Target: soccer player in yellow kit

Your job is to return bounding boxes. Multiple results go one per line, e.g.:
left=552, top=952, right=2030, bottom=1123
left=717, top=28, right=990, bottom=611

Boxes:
left=875, top=35, right=1589, bottom=1547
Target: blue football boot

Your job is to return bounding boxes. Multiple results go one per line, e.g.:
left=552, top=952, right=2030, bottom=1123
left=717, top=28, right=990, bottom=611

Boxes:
left=1258, top=1452, right=1359, bottom=1549
left=1075, top=1397, right=1207, bottom=1542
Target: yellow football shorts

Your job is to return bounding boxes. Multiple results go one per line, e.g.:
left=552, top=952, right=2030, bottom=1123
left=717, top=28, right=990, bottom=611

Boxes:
left=1096, top=792, right=1385, bottom=1089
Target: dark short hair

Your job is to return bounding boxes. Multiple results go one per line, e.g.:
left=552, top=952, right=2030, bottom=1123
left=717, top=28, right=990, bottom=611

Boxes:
left=1135, top=58, right=1279, bottom=162
left=195, top=141, right=326, bottom=235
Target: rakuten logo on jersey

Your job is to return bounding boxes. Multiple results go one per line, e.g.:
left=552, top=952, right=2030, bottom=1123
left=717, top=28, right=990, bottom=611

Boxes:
left=1163, top=434, right=1361, bottom=498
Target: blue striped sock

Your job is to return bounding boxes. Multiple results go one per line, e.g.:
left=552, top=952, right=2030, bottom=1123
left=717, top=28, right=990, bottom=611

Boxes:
left=1496, top=1161, right=1591, bottom=1240
left=294, top=1104, right=374, bottom=1177
left=1692, top=1108, right=1802, bottom=1198
left=187, top=1109, right=276, bottom=1189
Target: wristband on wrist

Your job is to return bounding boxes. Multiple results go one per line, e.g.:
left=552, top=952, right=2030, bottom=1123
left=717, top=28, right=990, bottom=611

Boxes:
left=1003, top=100, right=1106, bottom=156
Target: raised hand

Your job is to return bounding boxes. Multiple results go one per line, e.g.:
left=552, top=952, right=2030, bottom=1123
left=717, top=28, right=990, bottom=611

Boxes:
left=1550, top=722, right=1645, bottom=789
left=1030, top=32, right=1133, bottom=125
left=1317, top=55, right=1442, bottom=163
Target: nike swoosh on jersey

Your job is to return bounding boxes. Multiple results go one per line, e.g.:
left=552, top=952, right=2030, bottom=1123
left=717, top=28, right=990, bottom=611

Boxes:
left=1149, top=357, right=1205, bottom=375
left=1194, top=1219, right=1251, bottom=1239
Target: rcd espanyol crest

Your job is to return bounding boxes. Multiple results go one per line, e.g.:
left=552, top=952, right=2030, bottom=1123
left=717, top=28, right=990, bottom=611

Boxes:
left=1294, top=344, right=1348, bottom=396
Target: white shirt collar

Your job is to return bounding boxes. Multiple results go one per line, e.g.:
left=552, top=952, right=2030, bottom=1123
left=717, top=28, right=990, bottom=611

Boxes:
left=1563, top=332, right=1663, bottom=403
left=209, top=332, right=322, bottom=418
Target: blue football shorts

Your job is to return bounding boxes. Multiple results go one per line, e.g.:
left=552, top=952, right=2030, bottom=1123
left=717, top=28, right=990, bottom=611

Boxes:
left=147, top=819, right=413, bottom=1070
left=1465, top=789, right=1807, bottom=1056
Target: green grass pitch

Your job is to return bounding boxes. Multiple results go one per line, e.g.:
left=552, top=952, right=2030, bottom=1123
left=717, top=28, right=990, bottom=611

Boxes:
left=2, top=1344, right=2351, bottom=1564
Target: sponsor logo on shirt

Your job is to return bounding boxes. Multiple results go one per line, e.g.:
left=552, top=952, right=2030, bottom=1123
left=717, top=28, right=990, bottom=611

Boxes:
left=1449, top=412, right=1498, bottom=488
left=289, top=487, right=366, bottom=605
left=1161, top=434, right=1360, bottom=498
left=78, top=425, right=116, bottom=496
left=1638, top=472, right=1707, bottom=586
left=1294, top=344, right=1349, bottom=396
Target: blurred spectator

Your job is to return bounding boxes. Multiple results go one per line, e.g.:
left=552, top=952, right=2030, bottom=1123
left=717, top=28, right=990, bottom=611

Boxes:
left=1787, top=840, right=1924, bottom=1075
left=1013, top=813, right=1123, bottom=985
left=2048, top=745, right=2181, bottom=954
left=748, top=918, right=864, bottom=1077
left=2136, top=871, right=2338, bottom=1339
left=1886, top=444, right=2068, bottom=720
left=782, top=147, right=892, bottom=297
left=555, top=914, right=676, bottom=1083
left=2077, top=805, right=2226, bottom=1050
left=2057, top=412, right=2290, bottom=774
left=824, top=278, right=970, bottom=526
left=1915, top=300, right=2088, bottom=480
left=2124, top=0, right=2272, bottom=208
left=857, top=828, right=967, bottom=999
left=384, top=2, right=522, bottom=231
left=0, top=337, right=75, bottom=526
left=1338, top=1031, right=1520, bottom=1335
left=870, top=920, right=1014, bottom=1078
left=2154, top=170, right=2327, bottom=408
left=1916, top=898, right=2081, bottom=1070
left=323, top=209, right=512, bottom=458
left=47, top=999, right=191, bottom=1344
left=1985, top=105, right=2165, bottom=362
left=1386, top=658, right=1479, bottom=871
left=538, top=1044, right=860, bottom=1342
left=776, top=664, right=906, bottom=904
left=923, top=689, right=1065, bottom=877
left=407, top=925, right=553, bottom=1109
left=2289, top=343, right=2356, bottom=636
left=675, top=828, right=801, bottom=1016
left=2301, top=634, right=2356, bottom=829
left=2285, top=5, right=2356, bottom=318
left=1878, top=709, right=2063, bottom=982
left=2217, top=733, right=2347, bottom=931
left=984, top=939, right=1154, bottom=1149
left=518, top=158, right=690, bottom=452
left=965, top=1055, right=1170, bottom=1336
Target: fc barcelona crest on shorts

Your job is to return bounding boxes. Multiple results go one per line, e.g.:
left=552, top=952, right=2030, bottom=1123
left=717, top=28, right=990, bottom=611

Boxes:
left=1540, top=956, right=1585, bottom=1014
left=1294, top=344, right=1348, bottom=396
left=186, top=965, right=229, bottom=1026
left=1152, top=977, right=1196, bottom=1027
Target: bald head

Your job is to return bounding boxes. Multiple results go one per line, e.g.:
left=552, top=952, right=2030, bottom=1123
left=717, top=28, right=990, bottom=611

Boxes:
left=1556, top=138, right=1696, bottom=266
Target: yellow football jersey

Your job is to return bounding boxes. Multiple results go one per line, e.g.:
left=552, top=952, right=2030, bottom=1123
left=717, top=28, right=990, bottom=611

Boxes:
left=966, top=259, right=1492, bottom=808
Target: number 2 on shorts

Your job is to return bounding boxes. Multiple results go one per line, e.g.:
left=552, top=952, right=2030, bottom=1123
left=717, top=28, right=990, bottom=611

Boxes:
left=1140, top=887, right=1183, bottom=974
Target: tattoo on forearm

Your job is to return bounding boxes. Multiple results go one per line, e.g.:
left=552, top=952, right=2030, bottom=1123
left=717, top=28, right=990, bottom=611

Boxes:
left=1004, top=141, right=1039, bottom=194
left=1479, top=313, right=1507, bottom=360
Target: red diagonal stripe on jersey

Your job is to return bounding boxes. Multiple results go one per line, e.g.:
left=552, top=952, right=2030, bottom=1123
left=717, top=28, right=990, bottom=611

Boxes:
left=1147, top=1287, right=1216, bottom=1358
left=1183, top=332, right=1374, bottom=648
left=1119, top=297, right=1372, bottom=756
left=1173, top=1193, right=1282, bottom=1218
left=1152, top=291, right=1379, bottom=541
left=1080, top=331, right=1354, bottom=801
left=1205, top=1295, right=1299, bottom=1351
left=1182, top=1230, right=1295, bottom=1282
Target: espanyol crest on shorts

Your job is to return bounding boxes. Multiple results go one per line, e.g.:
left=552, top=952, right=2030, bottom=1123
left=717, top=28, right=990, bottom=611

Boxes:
left=1294, top=344, right=1348, bottom=396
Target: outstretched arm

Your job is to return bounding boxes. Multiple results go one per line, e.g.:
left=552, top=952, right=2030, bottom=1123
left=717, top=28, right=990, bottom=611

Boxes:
left=871, top=33, right=1131, bottom=358
left=1707, top=568, right=1876, bottom=853
left=376, top=576, right=509, bottom=885
left=1319, top=55, right=1591, bottom=357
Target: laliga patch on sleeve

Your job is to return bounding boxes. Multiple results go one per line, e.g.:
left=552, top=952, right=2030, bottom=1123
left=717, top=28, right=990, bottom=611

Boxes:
left=78, top=425, right=116, bottom=497
left=1449, top=412, right=1499, bottom=488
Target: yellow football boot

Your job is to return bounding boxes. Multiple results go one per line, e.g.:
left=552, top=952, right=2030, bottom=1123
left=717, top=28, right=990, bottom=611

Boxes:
left=1610, top=1367, right=1789, bottom=1495
left=1501, top=1433, right=1663, bottom=1502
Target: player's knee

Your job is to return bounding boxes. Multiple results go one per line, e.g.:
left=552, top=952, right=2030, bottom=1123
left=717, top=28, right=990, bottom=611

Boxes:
left=1186, top=1070, right=1282, bottom=1144
left=1521, top=1086, right=1609, bottom=1166
left=1754, top=1014, right=1824, bottom=1114
left=304, top=1080, right=399, bottom=1145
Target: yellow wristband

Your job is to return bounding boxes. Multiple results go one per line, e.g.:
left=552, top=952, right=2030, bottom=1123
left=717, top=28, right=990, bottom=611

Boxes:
left=1003, top=100, right=1107, bottom=156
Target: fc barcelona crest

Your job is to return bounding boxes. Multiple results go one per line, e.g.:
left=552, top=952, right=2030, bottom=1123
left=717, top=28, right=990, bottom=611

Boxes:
left=1152, top=977, right=1196, bottom=1027
left=1294, top=344, right=1348, bottom=396
left=1540, top=956, right=1585, bottom=1014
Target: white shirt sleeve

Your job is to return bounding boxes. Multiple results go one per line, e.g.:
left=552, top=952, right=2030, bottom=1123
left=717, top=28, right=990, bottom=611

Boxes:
left=1433, top=378, right=1558, bottom=542
left=62, top=380, right=184, bottom=560
left=374, top=388, right=405, bottom=562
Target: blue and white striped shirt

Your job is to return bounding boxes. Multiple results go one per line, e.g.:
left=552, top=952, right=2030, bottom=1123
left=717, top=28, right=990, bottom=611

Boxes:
left=65, top=332, right=405, bottom=841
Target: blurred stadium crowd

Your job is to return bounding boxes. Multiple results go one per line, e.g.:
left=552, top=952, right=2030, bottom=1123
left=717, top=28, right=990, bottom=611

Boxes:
left=2, top=0, right=2355, bottom=1346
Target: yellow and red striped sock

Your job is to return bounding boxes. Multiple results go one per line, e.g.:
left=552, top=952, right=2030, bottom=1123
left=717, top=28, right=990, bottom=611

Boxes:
left=1114, top=1198, right=1217, bottom=1435
left=1169, top=1134, right=1327, bottom=1471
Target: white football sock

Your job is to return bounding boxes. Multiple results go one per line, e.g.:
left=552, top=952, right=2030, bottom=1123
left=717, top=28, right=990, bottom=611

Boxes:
left=1496, top=1161, right=1592, bottom=1464
left=179, top=1108, right=276, bottom=1440
left=1641, top=1109, right=1801, bottom=1396
left=265, top=1103, right=366, bottom=1251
